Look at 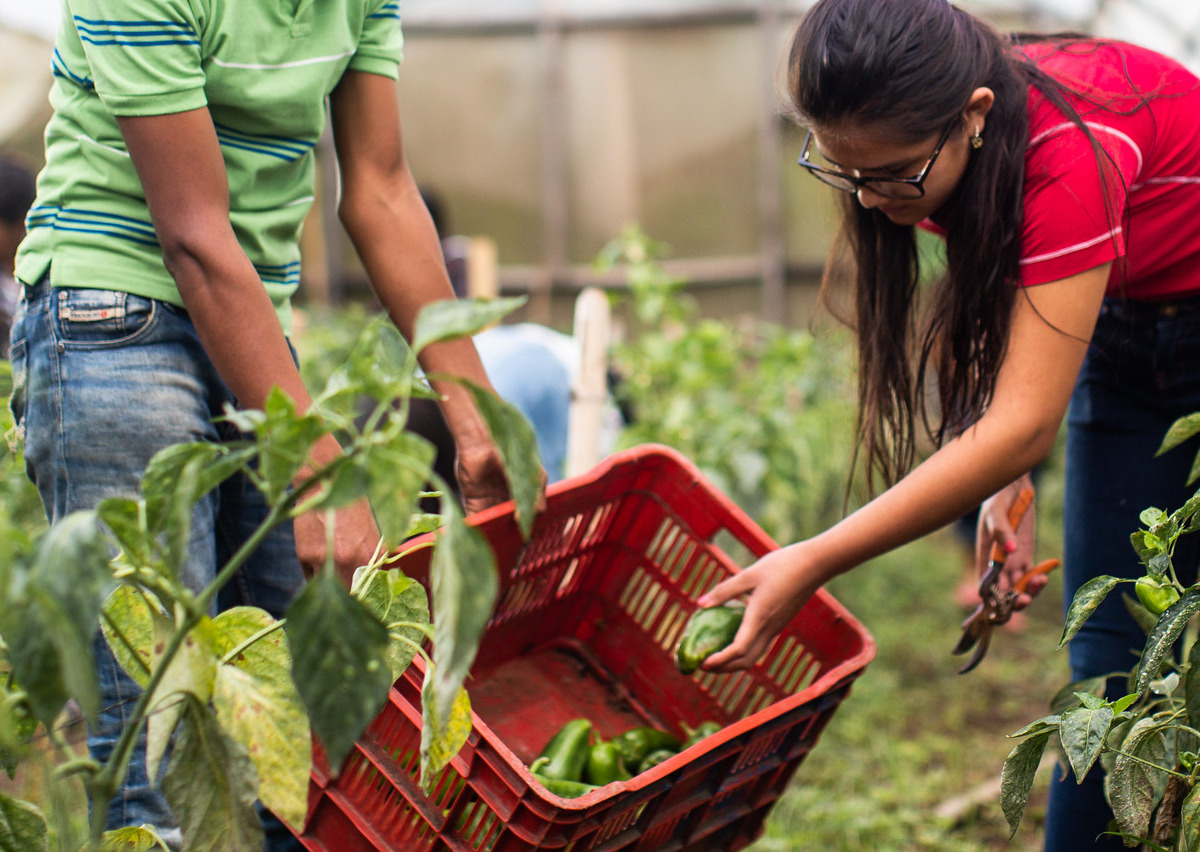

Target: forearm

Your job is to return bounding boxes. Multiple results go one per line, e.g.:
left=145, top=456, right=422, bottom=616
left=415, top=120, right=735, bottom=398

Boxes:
left=340, top=175, right=497, bottom=449
left=161, top=233, right=343, bottom=466
left=804, top=411, right=1053, bottom=581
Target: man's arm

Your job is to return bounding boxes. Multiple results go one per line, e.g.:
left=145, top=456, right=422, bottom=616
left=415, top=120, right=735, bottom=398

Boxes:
left=117, top=109, right=380, bottom=580
left=328, top=70, right=509, bottom=511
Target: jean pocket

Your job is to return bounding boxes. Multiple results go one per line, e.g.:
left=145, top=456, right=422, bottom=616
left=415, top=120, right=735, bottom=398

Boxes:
left=54, top=288, right=158, bottom=347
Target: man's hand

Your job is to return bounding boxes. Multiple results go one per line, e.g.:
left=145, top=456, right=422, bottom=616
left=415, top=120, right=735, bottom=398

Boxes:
left=293, top=497, right=382, bottom=588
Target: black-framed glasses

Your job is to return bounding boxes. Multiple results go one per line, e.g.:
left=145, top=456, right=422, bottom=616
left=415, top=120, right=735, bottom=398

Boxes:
left=797, top=118, right=959, bottom=199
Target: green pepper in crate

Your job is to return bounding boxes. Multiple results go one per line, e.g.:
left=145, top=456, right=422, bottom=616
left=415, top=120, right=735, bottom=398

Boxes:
left=637, top=748, right=678, bottom=774
left=612, top=726, right=681, bottom=770
left=585, top=741, right=632, bottom=786
left=675, top=605, right=744, bottom=674
left=533, top=773, right=600, bottom=799
left=682, top=720, right=722, bottom=749
left=535, top=718, right=594, bottom=781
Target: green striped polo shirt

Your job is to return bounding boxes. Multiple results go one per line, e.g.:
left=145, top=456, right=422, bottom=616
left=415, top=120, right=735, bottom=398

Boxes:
left=16, top=0, right=403, bottom=333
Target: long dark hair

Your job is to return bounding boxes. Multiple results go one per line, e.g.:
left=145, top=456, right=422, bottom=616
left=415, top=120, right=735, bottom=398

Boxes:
left=788, top=0, right=1118, bottom=490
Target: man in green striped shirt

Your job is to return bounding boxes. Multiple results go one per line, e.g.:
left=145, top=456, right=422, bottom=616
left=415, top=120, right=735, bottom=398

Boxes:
left=10, top=1, right=509, bottom=848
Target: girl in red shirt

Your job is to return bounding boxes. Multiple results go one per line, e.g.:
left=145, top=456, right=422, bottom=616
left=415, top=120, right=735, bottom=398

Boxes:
left=700, top=0, right=1200, bottom=847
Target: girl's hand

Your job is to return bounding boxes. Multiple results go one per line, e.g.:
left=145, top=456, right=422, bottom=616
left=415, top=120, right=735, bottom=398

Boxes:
left=694, top=542, right=827, bottom=672
left=975, top=475, right=1046, bottom=608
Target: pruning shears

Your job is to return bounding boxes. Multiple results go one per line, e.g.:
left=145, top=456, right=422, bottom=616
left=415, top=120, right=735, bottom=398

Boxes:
left=952, top=485, right=1060, bottom=674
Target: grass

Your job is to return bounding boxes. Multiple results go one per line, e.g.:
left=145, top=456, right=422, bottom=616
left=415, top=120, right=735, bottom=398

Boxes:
left=749, top=520, right=1072, bottom=851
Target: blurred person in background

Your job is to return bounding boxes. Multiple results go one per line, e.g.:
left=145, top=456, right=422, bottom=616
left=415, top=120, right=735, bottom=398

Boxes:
left=413, top=187, right=622, bottom=492
left=7, top=2, right=510, bottom=848
left=0, top=153, right=36, bottom=358
left=699, top=1, right=1200, bottom=848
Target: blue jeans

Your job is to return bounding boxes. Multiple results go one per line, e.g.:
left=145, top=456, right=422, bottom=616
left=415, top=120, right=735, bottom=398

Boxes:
left=1045, top=294, right=1200, bottom=851
left=8, top=281, right=306, bottom=851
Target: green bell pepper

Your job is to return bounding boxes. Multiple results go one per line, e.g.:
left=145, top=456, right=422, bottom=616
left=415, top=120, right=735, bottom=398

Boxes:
left=535, top=718, right=594, bottom=782
left=612, top=726, right=681, bottom=770
left=675, top=605, right=744, bottom=674
left=584, top=741, right=632, bottom=786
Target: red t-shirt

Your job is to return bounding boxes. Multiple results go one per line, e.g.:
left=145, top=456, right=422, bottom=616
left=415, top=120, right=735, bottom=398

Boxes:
left=1016, top=41, right=1200, bottom=298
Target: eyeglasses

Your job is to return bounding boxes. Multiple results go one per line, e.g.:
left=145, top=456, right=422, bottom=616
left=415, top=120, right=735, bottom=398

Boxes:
left=797, top=118, right=959, bottom=199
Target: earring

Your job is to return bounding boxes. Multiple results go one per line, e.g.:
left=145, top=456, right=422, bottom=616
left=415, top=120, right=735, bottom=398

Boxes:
left=970, top=128, right=983, bottom=149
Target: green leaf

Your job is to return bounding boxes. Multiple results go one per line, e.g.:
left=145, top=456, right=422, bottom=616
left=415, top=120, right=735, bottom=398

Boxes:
left=1172, top=492, right=1200, bottom=533
left=1187, top=634, right=1200, bottom=730
left=100, top=826, right=170, bottom=851
left=1138, top=587, right=1200, bottom=695
left=0, top=512, right=111, bottom=724
left=429, top=502, right=497, bottom=732
left=211, top=607, right=311, bottom=832
left=411, top=297, right=525, bottom=353
left=0, top=792, right=46, bottom=852
left=285, top=572, right=392, bottom=773
left=1105, top=717, right=1170, bottom=841
left=1060, top=576, right=1126, bottom=649
left=1001, top=731, right=1051, bottom=838
left=354, top=569, right=430, bottom=682
left=1140, top=507, right=1168, bottom=528
left=1110, top=693, right=1139, bottom=716
left=1051, top=677, right=1108, bottom=714
left=1009, top=716, right=1061, bottom=739
left=303, top=457, right=371, bottom=514
left=96, top=498, right=152, bottom=568
left=1059, top=703, right=1114, bottom=782
left=1123, top=592, right=1159, bottom=636
left=100, top=585, right=158, bottom=690
left=141, top=443, right=252, bottom=575
left=364, top=431, right=436, bottom=546
left=0, top=681, right=37, bottom=778
left=1131, top=530, right=1165, bottom=563
left=460, top=381, right=543, bottom=539
left=256, top=389, right=328, bottom=504
left=145, top=615, right=220, bottom=784
left=420, top=673, right=472, bottom=793
left=1181, top=784, right=1200, bottom=852
left=1158, top=413, right=1200, bottom=456
left=162, top=695, right=263, bottom=852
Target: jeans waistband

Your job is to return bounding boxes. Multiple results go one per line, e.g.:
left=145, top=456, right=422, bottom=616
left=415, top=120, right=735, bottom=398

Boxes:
left=1104, top=291, right=1200, bottom=319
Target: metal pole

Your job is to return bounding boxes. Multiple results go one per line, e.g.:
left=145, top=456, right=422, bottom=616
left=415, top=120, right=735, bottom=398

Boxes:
left=535, top=0, right=568, bottom=323
left=758, top=0, right=787, bottom=321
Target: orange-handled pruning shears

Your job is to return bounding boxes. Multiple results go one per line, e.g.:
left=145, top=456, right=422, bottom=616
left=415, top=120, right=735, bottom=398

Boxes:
left=952, top=486, right=1060, bottom=674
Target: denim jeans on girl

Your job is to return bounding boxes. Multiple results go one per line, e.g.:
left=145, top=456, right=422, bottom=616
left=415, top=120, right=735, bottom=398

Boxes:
left=8, top=281, right=306, bottom=851
left=1045, top=294, right=1200, bottom=851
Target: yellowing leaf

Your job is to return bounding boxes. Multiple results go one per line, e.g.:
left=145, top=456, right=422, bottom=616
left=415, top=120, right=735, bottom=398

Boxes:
left=420, top=672, right=472, bottom=793
left=146, top=615, right=220, bottom=783
left=212, top=607, right=311, bottom=831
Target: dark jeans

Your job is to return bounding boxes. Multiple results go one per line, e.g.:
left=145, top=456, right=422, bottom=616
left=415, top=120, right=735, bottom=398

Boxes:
left=1046, top=294, right=1200, bottom=850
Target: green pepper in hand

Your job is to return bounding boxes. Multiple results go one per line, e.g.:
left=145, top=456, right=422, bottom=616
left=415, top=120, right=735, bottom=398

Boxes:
left=676, top=605, right=744, bottom=674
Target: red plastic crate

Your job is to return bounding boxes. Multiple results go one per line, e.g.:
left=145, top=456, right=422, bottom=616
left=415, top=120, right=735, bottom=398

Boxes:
left=295, top=444, right=875, bottom=852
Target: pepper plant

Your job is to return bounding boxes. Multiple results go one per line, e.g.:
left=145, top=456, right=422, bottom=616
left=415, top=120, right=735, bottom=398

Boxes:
left=1002, top=411, right=1200, bottom=849
left=0, top=298, right=542, bottom=852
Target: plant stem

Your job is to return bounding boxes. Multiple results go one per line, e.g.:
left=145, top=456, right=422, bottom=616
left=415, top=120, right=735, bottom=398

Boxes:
left=1106, top=746, right=1192, bottom=781
left=88, top=482, right=297, bottom=843
left=220, top=620, right=287, bottom=665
